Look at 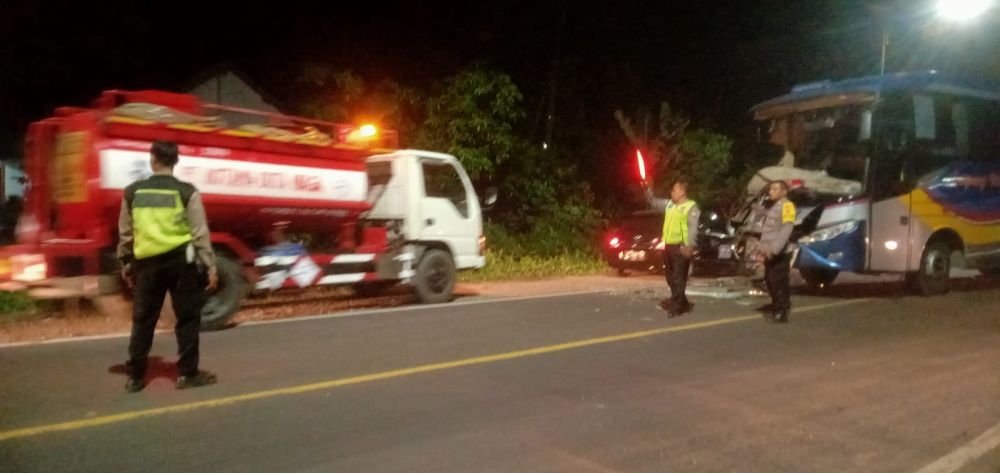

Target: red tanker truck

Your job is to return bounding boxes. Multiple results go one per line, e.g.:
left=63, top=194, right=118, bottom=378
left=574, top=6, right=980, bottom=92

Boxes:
left=0, top=89, right=490, bottom=328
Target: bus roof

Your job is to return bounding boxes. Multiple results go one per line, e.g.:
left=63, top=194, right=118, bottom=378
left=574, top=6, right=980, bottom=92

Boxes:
left=751, top=70, right=1000, bottom=119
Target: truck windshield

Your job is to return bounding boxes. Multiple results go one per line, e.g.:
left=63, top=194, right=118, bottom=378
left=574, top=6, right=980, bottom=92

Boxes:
left=786, top=105, right=869, bottom=185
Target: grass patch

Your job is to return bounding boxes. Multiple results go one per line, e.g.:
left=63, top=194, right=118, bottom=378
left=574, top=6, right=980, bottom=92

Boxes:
left=0, top=291, right=45, bottom=324
left=459, top=248, right=607, bottom=282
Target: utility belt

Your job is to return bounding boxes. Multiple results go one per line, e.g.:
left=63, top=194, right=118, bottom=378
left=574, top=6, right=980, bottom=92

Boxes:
left=133, top=243, right=192, bottom=268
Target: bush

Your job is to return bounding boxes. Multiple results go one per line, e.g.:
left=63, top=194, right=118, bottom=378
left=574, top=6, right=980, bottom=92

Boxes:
left=460, top=248, right=605, bottom=282
left=0, top=291, right=41, bottom=323
left=459, top=221, right=606, bottom=282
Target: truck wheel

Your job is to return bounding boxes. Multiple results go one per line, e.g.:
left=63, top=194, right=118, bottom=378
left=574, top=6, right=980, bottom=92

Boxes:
left=413, top=249, right=455, bottom=304
left=800, top=268, right=838, bottom=289
left=201, top=255, right=247, bottom=331
left=906, top=240, right=951, bottom=296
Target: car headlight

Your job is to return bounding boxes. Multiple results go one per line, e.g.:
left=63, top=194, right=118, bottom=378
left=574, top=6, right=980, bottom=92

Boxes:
left=799, top=221, right=859, bottom=244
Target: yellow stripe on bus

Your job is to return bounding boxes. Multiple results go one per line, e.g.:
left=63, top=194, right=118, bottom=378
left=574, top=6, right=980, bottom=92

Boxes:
left=910, top=189, right=1000, bottom=246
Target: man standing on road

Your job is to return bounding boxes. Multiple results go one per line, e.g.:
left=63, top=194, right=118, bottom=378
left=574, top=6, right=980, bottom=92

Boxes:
left=759, top=180, right=796, bottom=323
left=118, top=140, right=219, bottom=392
left=648, top=180, right=700, bottom=317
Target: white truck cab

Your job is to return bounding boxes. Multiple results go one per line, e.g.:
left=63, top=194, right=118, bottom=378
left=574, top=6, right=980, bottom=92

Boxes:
left=364, top=150, right=486, bottom=301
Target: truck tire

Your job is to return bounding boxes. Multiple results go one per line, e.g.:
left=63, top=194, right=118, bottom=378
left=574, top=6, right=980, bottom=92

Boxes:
left=906, top=240, right=951, bottom=296
left=413, top=249, right=455, bottom=304
left=201, top=255, right=247, bottom=331
left=799, top=268, right=838, bottom=289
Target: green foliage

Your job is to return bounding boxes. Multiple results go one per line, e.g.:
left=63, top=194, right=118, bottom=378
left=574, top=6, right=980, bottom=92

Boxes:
left=616, top=101, right=736, bottom=211
left=494, top=142, right=600, bottom=230
left=409, top=67, right=605, bottom=263
left=676, top=129, right=735, bottom=210
left=293, top=66, right=617, bottom=279
left=459, top=248, right=606, bottom=282
left=457, top=222, right=606, bottom=281
left=0, top=291, right=38, bottom=318
left=481, top=221, right=597, bottom=259
left=293, top=66, right=424, bottom=140
left=615, top=102, right=689, bottom=176
left=413, top=68, right=525, bottom=180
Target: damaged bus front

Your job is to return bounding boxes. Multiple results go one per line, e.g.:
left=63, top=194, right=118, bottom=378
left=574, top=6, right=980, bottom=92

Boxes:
left=737, top=71, right=1000, bottom=294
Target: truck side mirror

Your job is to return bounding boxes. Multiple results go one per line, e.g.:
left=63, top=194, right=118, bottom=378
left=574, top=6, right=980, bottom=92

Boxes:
left=481, top=186, right=498, bottom=209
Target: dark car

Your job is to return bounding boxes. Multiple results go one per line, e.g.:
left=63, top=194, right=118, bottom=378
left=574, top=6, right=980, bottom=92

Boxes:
left=603, top=210, right=736, bottom=276
left=603, top=211, right=664, bottom=276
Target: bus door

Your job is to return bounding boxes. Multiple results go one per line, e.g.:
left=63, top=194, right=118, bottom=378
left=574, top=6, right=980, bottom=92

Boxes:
left=868, top=96, right=914, bottom=272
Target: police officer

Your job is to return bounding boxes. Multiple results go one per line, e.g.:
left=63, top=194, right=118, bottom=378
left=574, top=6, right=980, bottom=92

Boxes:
left=118, top=140, right=219, bottom=392
left=649, top=180, right=700, bottom=317
left=759, top=180, right=796, bottom=323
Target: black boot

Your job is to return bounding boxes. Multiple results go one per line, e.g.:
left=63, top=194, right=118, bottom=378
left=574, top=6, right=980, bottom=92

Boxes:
left=657, top=299, right=672, bottom=312
left=125, top=377, right=146, bottom=393
left=176, top=370, right=218, bottom=390
left=679, top=302, right=694, bottom=314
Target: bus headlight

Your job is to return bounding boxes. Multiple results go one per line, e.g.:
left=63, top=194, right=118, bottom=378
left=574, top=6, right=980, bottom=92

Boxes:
left=799, top=221, right=859, bottom=244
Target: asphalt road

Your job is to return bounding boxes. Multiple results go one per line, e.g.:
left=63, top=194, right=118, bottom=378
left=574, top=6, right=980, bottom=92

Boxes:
left=2, top=277, right=999, bottom=473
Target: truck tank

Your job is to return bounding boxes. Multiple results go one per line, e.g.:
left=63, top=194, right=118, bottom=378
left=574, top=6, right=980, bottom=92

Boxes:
left=29, top=89, right=396, bottom=252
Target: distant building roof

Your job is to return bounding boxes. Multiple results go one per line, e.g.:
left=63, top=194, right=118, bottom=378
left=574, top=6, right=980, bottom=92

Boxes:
left=187, top=66, right=282, bottom=112
left=186, top=66, right=284, bottom=125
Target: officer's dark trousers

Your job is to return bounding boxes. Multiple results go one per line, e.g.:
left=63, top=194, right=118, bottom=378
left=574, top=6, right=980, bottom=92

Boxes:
left=127, top=248, right=205, bottom=380
left=664, top=245, right=691, bottom=309
left=764, top=251, right=792, bottom=312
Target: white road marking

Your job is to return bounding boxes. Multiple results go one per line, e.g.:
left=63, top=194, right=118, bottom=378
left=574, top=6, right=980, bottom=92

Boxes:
left=914, top=421, right=1000, bottom=473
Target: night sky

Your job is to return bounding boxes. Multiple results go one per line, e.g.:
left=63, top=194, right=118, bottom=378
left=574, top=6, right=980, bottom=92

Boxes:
left=2, top=1, right=997, bottom=175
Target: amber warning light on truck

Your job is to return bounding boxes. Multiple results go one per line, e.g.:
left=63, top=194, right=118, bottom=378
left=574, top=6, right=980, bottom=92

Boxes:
left=344, top=124, right=379, bottom=143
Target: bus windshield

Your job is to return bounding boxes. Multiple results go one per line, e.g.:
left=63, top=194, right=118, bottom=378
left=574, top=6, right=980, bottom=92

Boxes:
left=786, top=105, right=869, bottom=185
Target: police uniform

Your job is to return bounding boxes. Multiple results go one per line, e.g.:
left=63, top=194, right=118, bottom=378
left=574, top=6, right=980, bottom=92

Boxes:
left=759, top=196, right=796, bottom=322
left=661, top=199, right=700, bottom=316
left=118, top=173, right=216, bottom=384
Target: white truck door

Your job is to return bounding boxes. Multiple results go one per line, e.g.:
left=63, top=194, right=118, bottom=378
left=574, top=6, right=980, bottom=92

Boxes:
left=418, top=158, right=482, bottom=268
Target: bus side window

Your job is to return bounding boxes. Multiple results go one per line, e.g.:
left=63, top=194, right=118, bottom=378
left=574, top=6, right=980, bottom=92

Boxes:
left=966, top=99, right=1000, bottom=163
left=870, top=95, right=911, bottom=198
left=906, top=94, right=963, bottom=183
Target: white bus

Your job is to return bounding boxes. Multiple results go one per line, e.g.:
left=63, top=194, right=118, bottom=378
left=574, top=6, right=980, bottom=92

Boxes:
left=741, top=71, right=999, bottom=294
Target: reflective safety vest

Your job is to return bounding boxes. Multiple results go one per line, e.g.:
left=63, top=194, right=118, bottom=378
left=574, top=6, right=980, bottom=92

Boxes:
left=662, top=200, right=697, bottom=245
left=125, top=175, right=195, bottom=260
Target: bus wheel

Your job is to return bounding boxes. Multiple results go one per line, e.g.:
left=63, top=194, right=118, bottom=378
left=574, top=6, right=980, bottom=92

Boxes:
left=201, top=255, right=247, bottom=330
left=907, top=240, right=951, bottom=296
left=800, top=268, right=838, bottom=289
